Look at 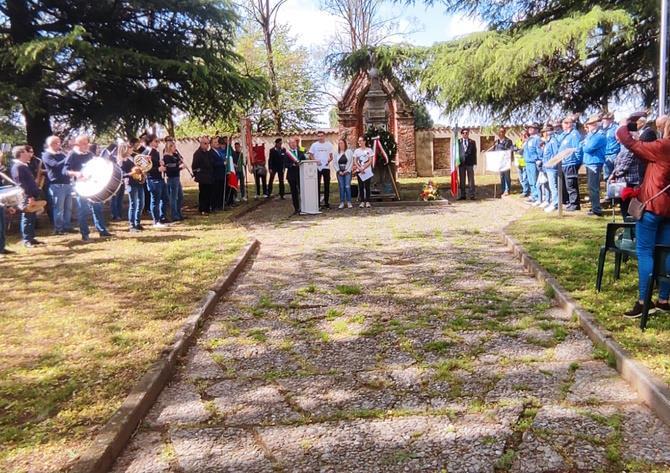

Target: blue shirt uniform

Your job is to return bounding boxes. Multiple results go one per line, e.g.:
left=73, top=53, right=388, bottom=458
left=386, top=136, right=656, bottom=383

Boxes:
left=523, top=135, right=542, bottom=164
left=578, top=130, right=607, bottom=167
left=11, top=160, right=41, bottom=199
left=542, top=135, right=560, bottom=168
left=602, top=123, right=620, bottom=157
left=212, top=147, right=227, bottom=180
left=41, top=151, right=70, bottom=185
left=558, top=128, right=582, bottom=167
left=64, top=150, right=93, bottom=176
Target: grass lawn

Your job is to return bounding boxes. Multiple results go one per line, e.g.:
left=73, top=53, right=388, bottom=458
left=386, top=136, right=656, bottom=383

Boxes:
left=0, top=188, right=252, bottom=472
left=507, top=209, right=670, bottom=387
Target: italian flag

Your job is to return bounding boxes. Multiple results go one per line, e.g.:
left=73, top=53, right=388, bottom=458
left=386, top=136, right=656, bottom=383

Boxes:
left=450, top=126, right=461, bottom=197
left=225, top=144, right=239, bottom=191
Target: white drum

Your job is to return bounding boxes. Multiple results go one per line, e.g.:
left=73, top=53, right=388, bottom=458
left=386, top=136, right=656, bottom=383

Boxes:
left=0, top=186, right=25, bottom=208
left=74, top=157, right=123, bottom=203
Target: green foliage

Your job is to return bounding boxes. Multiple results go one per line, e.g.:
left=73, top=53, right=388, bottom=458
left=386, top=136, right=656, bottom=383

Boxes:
left=236, top=23, right=324, bottom=133
left=364, top=126, right=398, bottom=163
left=0, top=0, right=265, bottom=147
left=412, top=102, right=434, bottom=129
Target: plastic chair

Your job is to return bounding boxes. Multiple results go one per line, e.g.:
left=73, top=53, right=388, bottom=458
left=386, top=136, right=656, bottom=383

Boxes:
left=640, top=244, right=670, bottom=330
left=596, top=222, right=637, bottom=292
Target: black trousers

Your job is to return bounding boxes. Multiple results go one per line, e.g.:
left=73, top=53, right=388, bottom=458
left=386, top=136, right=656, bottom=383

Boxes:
left=254, top=169, right=268, bottom=196
left=318, top=169, right=331, bottom=205
left=359, top=177, right=371, bottom=202
left=198, top=183, right=213, bottom=213
left=213, top=179, right=225, bottom=210
left=287, top=166, right=300, bottom=212
left=225, top=185, right=236, bottom=207
left=563, top=164, right=580, bottom=209
left=269, top=168, right=285, bottom=197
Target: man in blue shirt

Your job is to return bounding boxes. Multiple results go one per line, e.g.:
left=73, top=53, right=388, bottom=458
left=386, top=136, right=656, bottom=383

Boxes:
left=522, top=122, right=542, bottom=203
left=540, top=124, right=560, bottom=212
left=578, top=114, right=607, bottom=216
left=601, top=112, right=620, bottom=179
left=558, top=116, right=582, bottom=211
left=11, top=145, right=44, bottom=247
left=64, top=134, right=112, bottom=241
left=42, top=135, right=74, bottom=235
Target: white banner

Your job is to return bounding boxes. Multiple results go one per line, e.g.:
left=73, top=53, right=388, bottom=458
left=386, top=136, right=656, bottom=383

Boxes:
left=485, top=150, right=512, bottom=172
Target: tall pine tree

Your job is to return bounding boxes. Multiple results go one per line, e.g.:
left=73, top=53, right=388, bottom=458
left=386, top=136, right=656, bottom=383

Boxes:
left=0, top=0, right=265, bottom=149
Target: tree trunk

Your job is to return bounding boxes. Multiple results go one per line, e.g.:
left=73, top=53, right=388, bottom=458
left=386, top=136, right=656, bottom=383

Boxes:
left=25, top=108, right=52, bottom=154
left=262, top=26, right=282, bottom=135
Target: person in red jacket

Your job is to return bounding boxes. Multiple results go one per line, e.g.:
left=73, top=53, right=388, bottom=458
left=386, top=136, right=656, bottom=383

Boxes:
left=616, top=116, right=670, bottom=317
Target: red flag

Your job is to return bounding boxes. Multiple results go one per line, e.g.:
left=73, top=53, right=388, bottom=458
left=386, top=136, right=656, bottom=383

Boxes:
left=227, top=171, right=239, bottom=191
left=450, top=127, right=461, bottom=197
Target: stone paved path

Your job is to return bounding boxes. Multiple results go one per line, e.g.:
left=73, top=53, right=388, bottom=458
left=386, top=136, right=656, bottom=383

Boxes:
left=112, top=198, right=670, bottom=472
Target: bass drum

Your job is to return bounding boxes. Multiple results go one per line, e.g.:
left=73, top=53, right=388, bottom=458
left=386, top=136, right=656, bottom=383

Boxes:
left=74, top=157, right=123, bottom=203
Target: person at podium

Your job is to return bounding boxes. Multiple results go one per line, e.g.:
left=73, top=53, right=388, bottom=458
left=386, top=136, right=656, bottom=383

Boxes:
left=285, top=137, right=306, bottom=215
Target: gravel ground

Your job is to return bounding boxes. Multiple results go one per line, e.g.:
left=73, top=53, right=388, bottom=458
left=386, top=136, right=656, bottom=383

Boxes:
left=111, top=197, right=670, bottom=473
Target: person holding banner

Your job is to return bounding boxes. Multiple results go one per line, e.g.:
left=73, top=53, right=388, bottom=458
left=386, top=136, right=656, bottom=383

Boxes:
left=493, top=127, right=514, bottom=196
left=458, top=128, right=477, bottom=200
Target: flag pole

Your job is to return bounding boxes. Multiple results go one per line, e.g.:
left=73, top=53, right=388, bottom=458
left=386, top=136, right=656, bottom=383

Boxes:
left=660, top=0, right=669, bottom=115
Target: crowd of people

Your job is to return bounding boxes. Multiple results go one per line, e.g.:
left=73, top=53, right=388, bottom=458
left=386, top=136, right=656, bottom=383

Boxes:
left=489, top=112, right=669, bottom=319
left=0, top=132, right=200, bottom=253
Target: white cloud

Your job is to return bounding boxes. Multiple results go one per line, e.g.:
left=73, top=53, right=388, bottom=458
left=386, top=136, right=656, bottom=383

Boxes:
left=276, top=0, right=339, bottom=49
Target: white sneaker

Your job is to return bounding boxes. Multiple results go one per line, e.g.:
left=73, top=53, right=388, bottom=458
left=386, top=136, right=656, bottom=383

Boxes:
left=254, top=195, right=259, bottom=200
left=359, top=202, right=365, bottom=208
left=365, top=202, right=371, bottom=208
left=153, top=222, right=167, bottom=228
left=338, top=203, right=345, bottom=209
left=320, top=196, right=325, bottom=204
left=243, top=197, right=248, bottom=202
left=533, top=200, right=544, bottom=207
left=544, top=205, right=556, bottom=213
left=347, top=202, right=352, bottom=208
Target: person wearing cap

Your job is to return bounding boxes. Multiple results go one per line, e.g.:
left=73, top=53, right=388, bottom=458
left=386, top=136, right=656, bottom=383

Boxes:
left=601, top=112, right=620, bottom=179
left=493, top=127, right=514, bottom=196
left=576, top=114, right=607, bottom=216
left=540, top=124, right=560, bottom=212
left=558, top=116, right=582, bottom=211
left=522, top=122, right=542, bottom=203
left=514, top=130, right=530, bottom=197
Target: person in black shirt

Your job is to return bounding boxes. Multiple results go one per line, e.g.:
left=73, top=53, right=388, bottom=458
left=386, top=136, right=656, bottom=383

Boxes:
left=162, top=138, right=184, bottom=221
left=64, top=134, right=112, bottom=241
left=143, top=134, right=169, bottom=227
left=118, top=143, right=145, bottom=232
left=285, top=137, right=306, bottom=215
left=268, top=138, right=287, bottom=198
left=192, top=136, right=215, bottom=214
left=42, top=135, right=74, bottom=234
left=10, top=145, right=43, bottom=247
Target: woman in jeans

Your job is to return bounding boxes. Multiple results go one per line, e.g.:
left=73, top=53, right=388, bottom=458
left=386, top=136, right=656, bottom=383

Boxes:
left=616, top=117, right=670, bottom=318
left=336, top=138, right=353, bottom=208
left=118, top=143, right=145, bottom=232
left=162, top=140, right=184, bottom=221
left=353, top=136, right=374, bottom=208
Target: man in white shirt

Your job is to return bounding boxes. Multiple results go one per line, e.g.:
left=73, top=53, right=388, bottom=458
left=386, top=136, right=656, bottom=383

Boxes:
left=308, top=131, right=334, bottom=208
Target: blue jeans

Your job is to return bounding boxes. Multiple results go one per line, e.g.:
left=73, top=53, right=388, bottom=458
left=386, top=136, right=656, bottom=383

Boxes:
left=603, top=155, right=617, bottom=180
left=500, top=170, right=511, bottom=194
left=636, top=211, right=670, bottom=301
left=75, top=195, right=107, bottom=238
left=0, top=207, right=5, bottom=251
left=526, top=161, right=538, bottom=200
left=585, top=164, right=603, bottom=214
left=128, top=184, right=145, bottom=228
left=20, top=211, right=36, bottom=242
left=146, top=178, right=167, bottom=223
left=337, top=173, right=352, bottom=203
left=517, top=165, right=530, bottom=196
left=110, top=184, right=125, bottom=219
left=166, top=177, right=183, bottom=220
left=49, top=183, right=73, bottom=232
left=545, top=168, right=559, bottom=208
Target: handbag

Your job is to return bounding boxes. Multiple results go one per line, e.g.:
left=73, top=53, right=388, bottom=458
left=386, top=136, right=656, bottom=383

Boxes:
left=628, top=183, right=670, bottom=221
left=536, top=171, right=548, bottom=185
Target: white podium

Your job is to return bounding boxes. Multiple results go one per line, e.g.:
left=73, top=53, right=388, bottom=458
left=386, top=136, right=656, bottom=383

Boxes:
left=299, top=160, right=320, bottom=215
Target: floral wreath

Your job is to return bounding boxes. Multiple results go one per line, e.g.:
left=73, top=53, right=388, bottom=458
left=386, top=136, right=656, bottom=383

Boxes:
left=363, top=126, right=397, bottom=165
